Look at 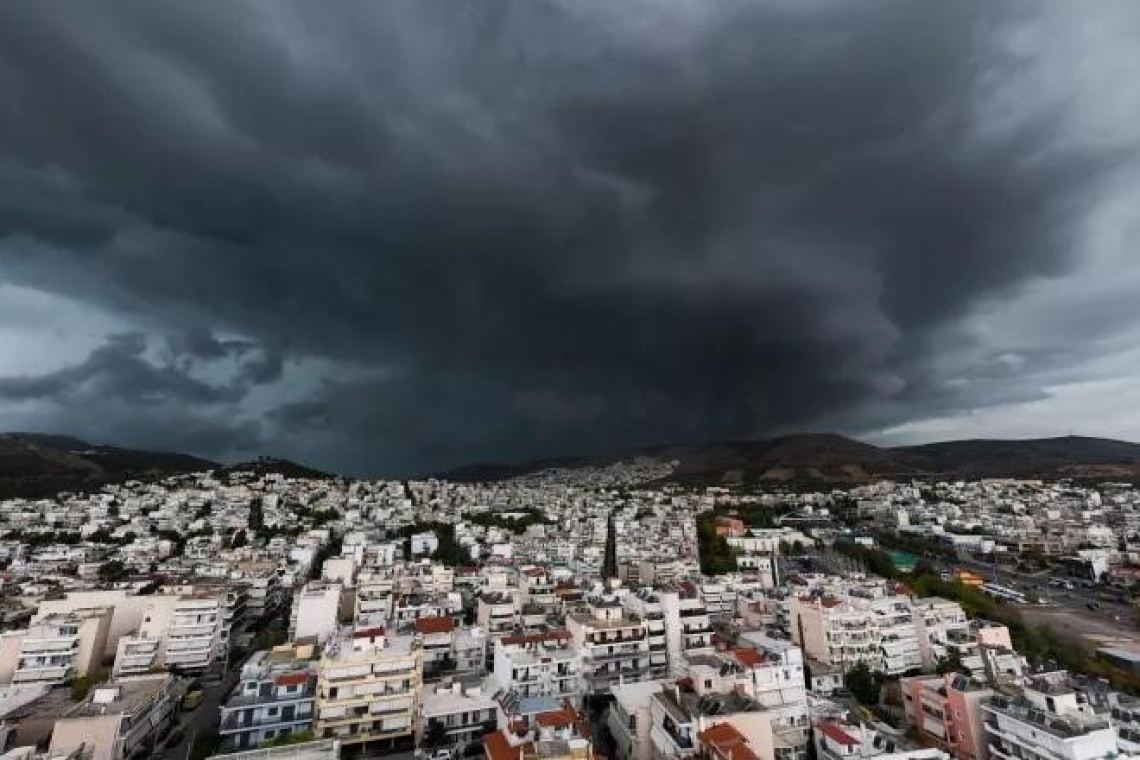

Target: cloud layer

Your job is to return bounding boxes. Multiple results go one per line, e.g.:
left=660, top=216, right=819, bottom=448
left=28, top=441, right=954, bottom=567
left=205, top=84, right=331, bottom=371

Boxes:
left=1, top=0, right=1139, bottom=474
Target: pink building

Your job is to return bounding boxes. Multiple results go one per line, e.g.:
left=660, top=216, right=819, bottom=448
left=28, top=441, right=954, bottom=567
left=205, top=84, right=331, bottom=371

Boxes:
left=901, top=675, right=992, bottom=760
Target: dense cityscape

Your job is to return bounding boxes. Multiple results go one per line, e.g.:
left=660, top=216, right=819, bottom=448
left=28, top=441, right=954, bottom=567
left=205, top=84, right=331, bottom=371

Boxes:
left=0, top=461, right=1138, bottom=760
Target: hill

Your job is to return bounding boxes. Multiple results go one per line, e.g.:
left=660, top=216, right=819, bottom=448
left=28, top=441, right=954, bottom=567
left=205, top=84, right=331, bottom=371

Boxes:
left=444, top=433, right=1140, bottom=484
left=891, top=436, right=1140, bottom=479
left=0, top=432, right=217, bottom=499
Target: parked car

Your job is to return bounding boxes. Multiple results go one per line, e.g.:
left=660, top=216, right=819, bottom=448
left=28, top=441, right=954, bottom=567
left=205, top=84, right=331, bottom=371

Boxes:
left=183, top=690, right=204, bottom=710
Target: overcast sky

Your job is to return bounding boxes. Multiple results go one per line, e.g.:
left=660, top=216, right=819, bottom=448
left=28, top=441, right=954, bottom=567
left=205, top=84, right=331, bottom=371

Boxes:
left=2, top=0, right=1140, bottom=476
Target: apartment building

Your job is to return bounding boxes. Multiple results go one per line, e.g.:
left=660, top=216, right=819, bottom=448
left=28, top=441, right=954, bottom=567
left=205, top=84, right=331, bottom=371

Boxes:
left=493, top=631, right=581, bottom=703
left=477, top=593, right=518, bottom=638
left=0, top=608, right=110, bottom=686
left=483, top=702, right=595, bottom=760
left=622, top=591, right=669, bottom=679
left=419, top=681, right=501, bottom=750
left=114, top=592, right=226, bottom=676
left=900, top=675, right=993, bottom=760
left=415, top=616, right=456, bottom=679
left=219, top=643, right=318, bottom=750
left=48, top=674, right=179, bottom=760
left=983, top=676, right=1117, bottom=760
left=609, top=679, right=674, bottom=760
left=314, top=628, right=423, bottom=751
left=646, top=684, right=775, bottom=760
left=737, top=633, right=811, bottom=757
left=567, top=598, right=650, bottom=692
left=814, top=719, right=948, bottom=760
left=659, top=591, right=714, bottom=668
left=791, top=589, right=934, bottom=676
left=355, top=578, right=394, bottom=629
left=34, top=590, right=153, bottom=660
left=291, top=582, right=343, bottom=644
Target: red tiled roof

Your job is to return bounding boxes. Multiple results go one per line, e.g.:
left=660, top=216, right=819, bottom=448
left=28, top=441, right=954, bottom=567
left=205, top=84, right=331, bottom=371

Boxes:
left=414, top=616, right=455, bottom=635
left=523, top=568, right=547, bottom=577
left=731, top=648, right=765, bottom=667
left=274, top=672, right=311, bottom=687
left=353, top=626, right=385, bottom=639
left=698, top=723, right=745, bottom=747
left=817, top=722, right=860, bottom=746
left=484, top=731, right=521, bottom=760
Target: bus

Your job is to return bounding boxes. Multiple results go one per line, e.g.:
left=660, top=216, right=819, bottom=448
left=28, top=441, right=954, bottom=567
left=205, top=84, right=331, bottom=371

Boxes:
left=981, top=582, right=1027, bottom=604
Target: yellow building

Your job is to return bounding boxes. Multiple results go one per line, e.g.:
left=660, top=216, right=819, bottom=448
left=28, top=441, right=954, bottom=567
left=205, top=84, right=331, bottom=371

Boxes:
left=314, top=627, right=423, bottom=752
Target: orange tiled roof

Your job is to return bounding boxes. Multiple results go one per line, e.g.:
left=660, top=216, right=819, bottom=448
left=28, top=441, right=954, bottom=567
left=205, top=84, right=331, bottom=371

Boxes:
left=414, top=616, right=456, bottom=634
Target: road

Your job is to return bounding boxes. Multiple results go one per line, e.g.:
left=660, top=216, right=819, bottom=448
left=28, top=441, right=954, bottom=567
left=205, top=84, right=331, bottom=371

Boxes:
left=932, top=555, right=1137, bottom=626
left=161, top=665, right=243, bottom=760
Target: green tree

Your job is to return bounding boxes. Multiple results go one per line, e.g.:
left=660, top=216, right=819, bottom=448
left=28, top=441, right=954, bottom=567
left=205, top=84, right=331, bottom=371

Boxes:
left=98, top=560, right=128, bottom=583
left=423, top=719, right=449, bottom=749
left=844, top=661, right=884, bottom=706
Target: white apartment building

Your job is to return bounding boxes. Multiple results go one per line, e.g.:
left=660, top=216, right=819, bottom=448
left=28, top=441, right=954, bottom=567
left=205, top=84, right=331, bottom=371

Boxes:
left=791, top=588, right=938, bottom=676
left=314, top=628, right=423, bottom=751
left=984, top=676, right=1117, bottom=760
left=114, top=593, right=226, bottom=676
left=0, top=608, right=111, bottom=686
left=659, top=591, right=714, bottom=670
left=290, top=582, right=343, bottom=644
left=623, top=590, right=670, bottom=679
left=567, top=597, right=650, bottom=692
left=493, top=631, right=581, bottom=703
left=419, top=682, right=501, bottom=750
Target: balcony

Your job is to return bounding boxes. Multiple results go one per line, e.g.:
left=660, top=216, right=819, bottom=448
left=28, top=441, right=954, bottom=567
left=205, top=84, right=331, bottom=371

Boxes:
left=220, top=712, right=313, bottom=734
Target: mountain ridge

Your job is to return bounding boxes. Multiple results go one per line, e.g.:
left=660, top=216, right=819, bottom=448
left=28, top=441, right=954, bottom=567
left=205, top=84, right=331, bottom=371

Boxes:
left=441, top=433, right=1140, bottom=484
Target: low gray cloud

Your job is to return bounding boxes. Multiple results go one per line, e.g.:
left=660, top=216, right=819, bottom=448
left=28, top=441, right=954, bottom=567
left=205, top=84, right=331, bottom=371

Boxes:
left=0, top=0, right=1139, bottom=474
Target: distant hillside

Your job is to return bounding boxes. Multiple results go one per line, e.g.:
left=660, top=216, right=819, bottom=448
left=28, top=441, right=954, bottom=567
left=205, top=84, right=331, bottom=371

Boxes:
left=444, top=433, right=1140, bottom=484
left=0, top=433, right=217, bottom=499
left=891, top=436, right=1140, bottom=479
left=217, top=456, right=332, bottom=480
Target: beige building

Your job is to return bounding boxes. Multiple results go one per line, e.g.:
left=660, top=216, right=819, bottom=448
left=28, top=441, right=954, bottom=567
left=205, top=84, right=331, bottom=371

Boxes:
left=35, top=589, right=152, bottom=660
left=314, top=628, right=423, bottom=751
left=48, top=674, right=178, bottom=760
left=113, top=592, right=226, bottom=676
left=0, top=608, right=111, bottom=686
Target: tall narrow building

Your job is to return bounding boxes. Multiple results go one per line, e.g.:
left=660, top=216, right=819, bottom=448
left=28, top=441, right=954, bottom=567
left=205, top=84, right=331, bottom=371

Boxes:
left=602, top=512, right=618, bottom=581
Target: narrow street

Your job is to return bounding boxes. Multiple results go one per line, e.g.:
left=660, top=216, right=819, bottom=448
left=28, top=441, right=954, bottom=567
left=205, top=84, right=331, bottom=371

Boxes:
left=161, top=667, right=242, bottom=760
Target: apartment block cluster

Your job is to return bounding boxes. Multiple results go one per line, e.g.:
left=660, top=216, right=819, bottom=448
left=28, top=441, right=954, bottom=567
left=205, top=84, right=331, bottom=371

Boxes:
left=2, top=462, right=1140, bottom=760
left=850, top=479, right=1140, bottom=581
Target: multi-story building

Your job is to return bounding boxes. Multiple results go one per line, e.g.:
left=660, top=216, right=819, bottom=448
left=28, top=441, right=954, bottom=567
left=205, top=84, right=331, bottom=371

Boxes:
left=646, top=683, right=775, bottom=760
left=659, top=591, right=714, bottom=668
left=113, top=592, right=226, bottom=676
left=493, top=631, right=581, bottom=704
left=314, top=628, right=423, bottom=752
left=47, top=674, right=179, bottom=760
left=567, top=598, right=649, bottom=692
left=791, top=589, right=938, bottom=676
left=623, top=591, right=669, bottom=679
left=983, top=675, right=1117, bottom=760
left=219, top=642, right=318, bottom=750
left=609, top=679, right=675, bottom=760
left=814, top=719, right=948, bottom=760
left=290, top=583, right=343, bottom=644
left=0, top=608, right=111, bottom=686
left=415, top=617, right=456, bottom=679
left=901, top=675, right=993, bottom=760
left=477, top=592, right=519, bottom=666
left=419, top=682, right=501, bottom=751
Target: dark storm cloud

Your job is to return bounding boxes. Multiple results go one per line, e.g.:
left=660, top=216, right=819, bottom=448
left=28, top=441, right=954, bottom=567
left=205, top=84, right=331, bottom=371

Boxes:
left=0, top=0, right=1137, bottom=473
